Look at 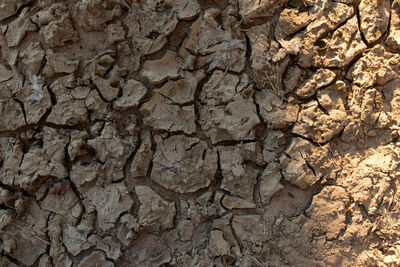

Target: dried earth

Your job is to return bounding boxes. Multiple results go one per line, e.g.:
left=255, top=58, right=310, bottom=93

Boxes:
left=0, top=0, right=400, bottom=266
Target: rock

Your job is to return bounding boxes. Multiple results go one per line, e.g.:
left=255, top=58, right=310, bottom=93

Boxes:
left=142, top=51, right=181, bottom=84
left=141, top=93, right=196, bottom=135
left=151, top=135, right=218, bottom=193
left=359, top=0, right=391, bottom=44
left=78, top=251, right=114, bottom=267
left=135, top=185, right=176, bottom=231
left=305, top=186, right=349, bottom=239
left=296, top=69, right=336, bottom=98
left=0, top=0, right=32, bottom=21
left=115, top=79, right=147, bottom=109
left=313, top=16, right=367, bottom=68
left=386, top=0, right=400, bottom=50
left=83, top=183, right=133, bottom=231
left=255, top=89, right=299, bottom=129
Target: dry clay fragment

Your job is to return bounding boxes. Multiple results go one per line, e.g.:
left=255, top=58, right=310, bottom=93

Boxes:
left=219, top=144, right=261, bottom=209
left=1, top=198, right=49, bottom=266
left=135, top=185, right=176, bottom=231
left=5, top=8, right=36, bottom=47
left=62, top=223, right=92, bottom=256
left=46, top=75, right=89, bottom=125
left=88, top=122, right=137, bottom=182
left=41, top=17, right=79, bottom=47
left=359, top=0, right=390, bottom=44
left=142, top=51, right=181, bottom=84
left=386, top=0, right=400, bottom=50
left=141, top=93, right=196, bottom=135
left=238, top=0, right=287, bottom=24
left=41, top=185, right=82, bottom=224
left=20, top=42, right=45, bottom=75
left=305, top=186, right=349, bottom=240
left=73, top=0, right=122, bottom=31
left=292, top=101, right=347, bottom=143
left=259, top=162, right=283, bottom=204
left=255, top=89, right=299, bottom=129
left=16, top=76, right=52, bottom=125
left=0, top=64, right=12, bottom=83
left=232, top=215, right=269, bottom=244
left=313, top=16, right=367, bottom=68
left=115, top=79, right=147, bottom=109
left=83, top=183, right=133, bottom=231
left=130, top=130, right=153, bottom=178
left=200, top=75, right=260, bottom=143
left=0, top=0, right=32, bottom=21
left=0, top=98, right=25, bottom=131
left=352, top=45, right=400, bottom=89
left=151, top=135, right=218, bottom=193
left=78, top=251, right=114, bottom=267
left=180, top=10, right=246, bottom=73
left=17, top=127, right=69, bottom=191
left=296, top=68, right=336, bottom=98
left=279, top=138, right=316, bottom=189
left=209, top=230, right=231, bottom=257
left=46, top=50, right=80, bottom=74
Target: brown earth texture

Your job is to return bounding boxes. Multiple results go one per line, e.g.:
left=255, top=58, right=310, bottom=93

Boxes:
left=0, top=0, right=400, bottom=266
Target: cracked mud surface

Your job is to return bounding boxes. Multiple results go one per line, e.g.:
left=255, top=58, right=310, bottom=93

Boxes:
left=1, top=0, right=400, bottom=266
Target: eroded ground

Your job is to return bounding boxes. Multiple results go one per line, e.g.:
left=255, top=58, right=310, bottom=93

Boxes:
left=0, top=0, right=400, bottom=266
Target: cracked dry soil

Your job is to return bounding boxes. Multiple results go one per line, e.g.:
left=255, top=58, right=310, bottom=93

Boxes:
left=1, top=0, right=400, bottom=266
